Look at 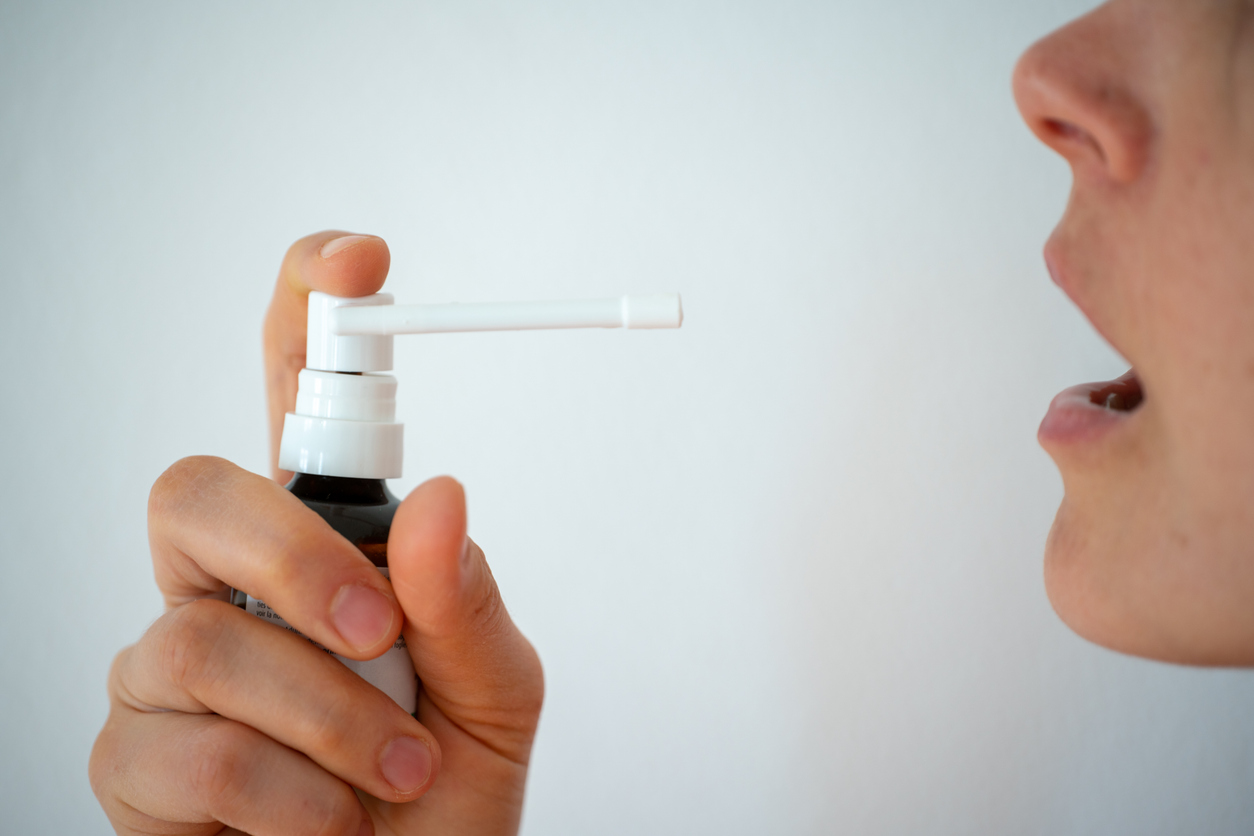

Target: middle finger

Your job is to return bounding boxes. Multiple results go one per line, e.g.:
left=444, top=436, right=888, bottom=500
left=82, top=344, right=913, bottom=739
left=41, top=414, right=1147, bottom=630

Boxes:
left=113, top=599, right=440, bottom=802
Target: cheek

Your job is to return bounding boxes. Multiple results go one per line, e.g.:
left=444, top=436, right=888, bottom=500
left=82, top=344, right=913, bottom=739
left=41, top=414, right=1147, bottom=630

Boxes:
left=1135, top=139, right=1254, bottom=438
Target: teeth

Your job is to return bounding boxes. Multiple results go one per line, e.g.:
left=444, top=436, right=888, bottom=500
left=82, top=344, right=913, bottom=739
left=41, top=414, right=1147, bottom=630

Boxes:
left=1089, top=373, right=1144, bottom=412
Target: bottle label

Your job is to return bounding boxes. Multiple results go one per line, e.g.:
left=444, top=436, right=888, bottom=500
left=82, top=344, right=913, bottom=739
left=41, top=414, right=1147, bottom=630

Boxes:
left=245, top=568, right=418, bottom=714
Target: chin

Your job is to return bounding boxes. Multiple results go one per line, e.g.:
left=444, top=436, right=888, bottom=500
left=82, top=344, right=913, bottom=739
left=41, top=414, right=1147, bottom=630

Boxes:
left=1043, top=491, right=1254, bottom=667
left=1042, top=496, right=1141, bottom=656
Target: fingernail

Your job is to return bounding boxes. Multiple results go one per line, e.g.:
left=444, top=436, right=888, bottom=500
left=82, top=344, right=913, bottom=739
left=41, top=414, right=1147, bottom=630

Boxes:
left=330, top=585, right=393, bottom=651
left=320, top=234, right=371, bottom=259
left=380, top=736, right=433, bottom=794
left=357, top=815, right=374, bottom=836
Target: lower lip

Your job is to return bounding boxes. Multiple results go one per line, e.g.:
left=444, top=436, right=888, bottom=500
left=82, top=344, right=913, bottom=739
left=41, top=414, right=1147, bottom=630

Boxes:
left=1038, top=381, right=1139, bottom=447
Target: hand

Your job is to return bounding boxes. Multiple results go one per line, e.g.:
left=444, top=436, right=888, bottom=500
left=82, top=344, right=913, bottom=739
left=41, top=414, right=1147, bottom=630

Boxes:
left=89, top=232, right=545, bottom=836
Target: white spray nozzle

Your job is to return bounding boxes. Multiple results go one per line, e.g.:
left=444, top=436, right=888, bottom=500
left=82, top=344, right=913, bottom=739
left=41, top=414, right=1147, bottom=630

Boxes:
left=331, top=294, right=682, bottom=336
left=284, top=289, right=683, bottom=480
left=307, top=291, right=682, bottom=373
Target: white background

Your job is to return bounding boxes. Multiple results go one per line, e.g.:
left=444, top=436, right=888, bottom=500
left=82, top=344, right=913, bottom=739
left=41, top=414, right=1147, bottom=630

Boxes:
left=4, top=1, right=1254, bottom=833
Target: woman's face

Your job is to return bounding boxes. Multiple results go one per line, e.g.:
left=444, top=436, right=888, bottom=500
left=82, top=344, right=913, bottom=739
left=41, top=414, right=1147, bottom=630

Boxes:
left=1014, top=0, right=1254, bottom=664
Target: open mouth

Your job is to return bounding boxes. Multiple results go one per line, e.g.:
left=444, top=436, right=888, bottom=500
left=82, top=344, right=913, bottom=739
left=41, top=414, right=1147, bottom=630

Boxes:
left=1041, top=246, right=1145, bottom=442
left=1039, top=369, right=1144, bottom=446
left=1087, top=369, right=1143, bottom=413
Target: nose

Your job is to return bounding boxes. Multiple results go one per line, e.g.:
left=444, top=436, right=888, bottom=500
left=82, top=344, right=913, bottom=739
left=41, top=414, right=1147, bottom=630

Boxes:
left=1012, top=5, right=1152, bottom=184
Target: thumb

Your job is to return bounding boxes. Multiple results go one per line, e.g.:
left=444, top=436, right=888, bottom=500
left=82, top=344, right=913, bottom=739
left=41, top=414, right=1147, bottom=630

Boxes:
left=387, top=476, right=544, bottom=766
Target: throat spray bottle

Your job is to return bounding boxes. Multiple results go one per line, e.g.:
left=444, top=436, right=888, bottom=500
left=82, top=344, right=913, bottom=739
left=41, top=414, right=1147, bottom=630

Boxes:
left=233, top=290, right=684, bottom=713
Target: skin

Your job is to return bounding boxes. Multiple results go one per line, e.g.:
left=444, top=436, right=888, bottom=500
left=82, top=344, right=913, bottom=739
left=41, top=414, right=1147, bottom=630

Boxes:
left=1014, top=0, right=1254, bottom=664
left=89, top=231, right=545, bottom=836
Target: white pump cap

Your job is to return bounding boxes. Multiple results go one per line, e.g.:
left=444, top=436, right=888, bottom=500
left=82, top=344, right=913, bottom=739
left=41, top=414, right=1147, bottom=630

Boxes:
left=278, top=370, right=404, bottom=479
left=307, top=292, right=395, bottom=373
left=281, top=290, right=684, bottom=480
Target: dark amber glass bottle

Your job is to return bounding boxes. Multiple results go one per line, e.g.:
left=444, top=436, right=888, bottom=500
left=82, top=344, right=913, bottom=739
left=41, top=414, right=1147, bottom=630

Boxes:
left=232, top=472, right=416, bottom=713
left=232, top=473, right=399, bottom=607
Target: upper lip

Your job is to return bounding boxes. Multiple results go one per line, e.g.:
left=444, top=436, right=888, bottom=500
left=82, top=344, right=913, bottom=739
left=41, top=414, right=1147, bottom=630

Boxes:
left=1043, top=236, right=1131, bottom=365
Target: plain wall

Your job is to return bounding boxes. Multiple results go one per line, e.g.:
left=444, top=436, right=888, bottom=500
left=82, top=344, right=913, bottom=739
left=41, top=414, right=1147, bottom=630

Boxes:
left=4, top=1, right=1254, bottom=833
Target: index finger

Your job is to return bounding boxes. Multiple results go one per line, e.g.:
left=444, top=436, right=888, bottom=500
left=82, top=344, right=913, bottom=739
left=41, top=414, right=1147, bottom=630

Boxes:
left=264, top=231, right=391, bottom=483
left=148, top=457, right=403, bottom=661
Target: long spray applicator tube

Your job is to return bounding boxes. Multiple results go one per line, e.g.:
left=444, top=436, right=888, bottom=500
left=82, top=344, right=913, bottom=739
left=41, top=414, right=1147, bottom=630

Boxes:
left=329, top=294, right=683, bottom=336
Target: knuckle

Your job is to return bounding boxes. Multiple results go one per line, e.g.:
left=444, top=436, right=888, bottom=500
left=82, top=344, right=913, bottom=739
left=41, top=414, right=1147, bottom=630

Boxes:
left=460, top=546, right=504, bottom=630
left=193, top=722, right=360, bottom=836
left=260, top=534, right=310, bottom=591
left=104, top=645, right=133, bottom=705
left=105, top=644, right=161, bottom=713
left=285, top=233, right=317, bottom=262
left=311, top=789, right=364, bottom=836
left=462, top=544, right=519, bottom=643
left=467, top=581, right=510, bottom=638
left=148, top=455, right=230, bottom=521
left=152, top=599, right=232, bottom=696
left=87, top=718, right=121, bottom=801
left=518, top=637, right=546, bottom=720
left=190, top=722, right=258, bottom=815
left=261, top=527, right=358, bottom=604
left=300, top=688, right=360, bottom=756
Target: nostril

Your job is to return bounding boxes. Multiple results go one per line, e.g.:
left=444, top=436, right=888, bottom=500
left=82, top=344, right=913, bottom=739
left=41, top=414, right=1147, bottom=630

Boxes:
left=1041, top=118, right=1107, bottom=164
left=1012, top=6, right=1152, bottom=185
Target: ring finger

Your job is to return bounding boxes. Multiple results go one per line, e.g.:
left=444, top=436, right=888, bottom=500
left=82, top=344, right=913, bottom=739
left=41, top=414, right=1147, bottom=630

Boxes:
left=92, top=707, right=368, bottom=836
